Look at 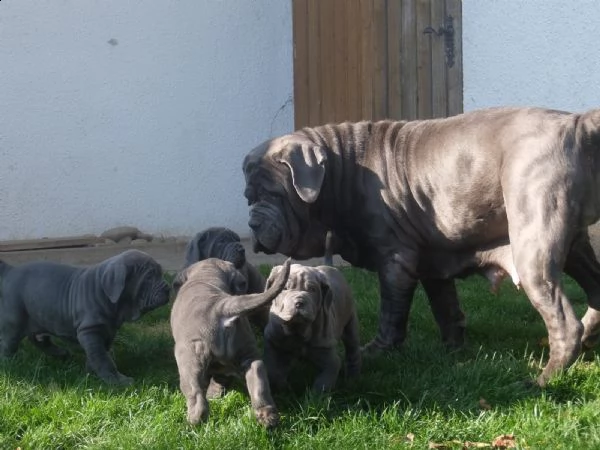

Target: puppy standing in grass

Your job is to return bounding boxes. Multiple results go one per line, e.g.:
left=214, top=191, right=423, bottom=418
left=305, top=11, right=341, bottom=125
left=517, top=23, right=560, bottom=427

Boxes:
left=264, top=263, right=361, bottom=393
left=0, top=249, right=171, bottom=385
left=170, top=257, right=291, bottom=428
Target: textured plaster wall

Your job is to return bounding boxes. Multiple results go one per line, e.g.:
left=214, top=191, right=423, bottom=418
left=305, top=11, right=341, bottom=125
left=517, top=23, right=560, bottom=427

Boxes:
left=463, top=0, right=600, bottom=112
left=0, top=1, right=293, bottom=240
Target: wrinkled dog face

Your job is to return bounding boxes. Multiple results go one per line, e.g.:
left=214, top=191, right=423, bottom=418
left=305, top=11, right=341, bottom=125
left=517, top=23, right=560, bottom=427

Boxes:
left=269, top=264, right=322, bottom=331
left=189, top=227, right=247, bottom=269
left=130, top=259, right=171, bottom=314
left=243, top=137, right=328, bottom=259
left=210, top=234, right=246, bottom=270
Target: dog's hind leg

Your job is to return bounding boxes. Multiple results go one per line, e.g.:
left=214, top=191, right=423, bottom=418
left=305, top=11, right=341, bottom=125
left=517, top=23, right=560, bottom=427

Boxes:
left=174, top=341, right=211, bottom=425
left=564, top=231, right=600, bottom=348
left=506, top=178, right=583, bottom=386
left=421, top=278, right=466, bottom=349
left=0, top=316, right=26, bottom=357
left=28, top=334, right=70, bottom=359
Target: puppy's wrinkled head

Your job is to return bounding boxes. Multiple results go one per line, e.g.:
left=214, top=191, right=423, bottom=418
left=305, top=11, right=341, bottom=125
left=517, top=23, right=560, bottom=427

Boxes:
left=175, top=258, right=248, bottom=296
left=267, top=264, right=324, bottom=326
left=184, top=227, right=246, bottom=269
left=101, top=249, right=170, bottom=321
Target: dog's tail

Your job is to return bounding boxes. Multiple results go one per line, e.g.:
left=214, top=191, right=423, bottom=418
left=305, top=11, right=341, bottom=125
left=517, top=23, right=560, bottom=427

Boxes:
left=323, top=230, right=334, bottom=266
left=0, top=259, right=13, bottom=277
left=220, top=258, right=291, bottom=317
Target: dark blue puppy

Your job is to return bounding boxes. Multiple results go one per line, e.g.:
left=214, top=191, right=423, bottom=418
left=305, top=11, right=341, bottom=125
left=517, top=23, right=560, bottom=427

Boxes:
left=0, top=249, right=170, bottom=385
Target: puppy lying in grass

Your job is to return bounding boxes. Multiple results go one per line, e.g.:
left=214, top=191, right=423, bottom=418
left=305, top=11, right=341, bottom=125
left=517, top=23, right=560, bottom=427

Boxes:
left=264, top=263, right=361, bottom=393
left=170, top=257, right=291, bottom=427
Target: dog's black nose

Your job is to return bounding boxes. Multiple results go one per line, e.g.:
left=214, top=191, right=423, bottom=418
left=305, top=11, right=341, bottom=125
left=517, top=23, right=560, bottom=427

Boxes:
left=294, top=299, right=305, bottom=308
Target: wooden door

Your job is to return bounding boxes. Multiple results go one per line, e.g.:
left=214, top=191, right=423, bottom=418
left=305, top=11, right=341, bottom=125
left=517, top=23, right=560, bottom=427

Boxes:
left=292, top=0, right=463, bottom=129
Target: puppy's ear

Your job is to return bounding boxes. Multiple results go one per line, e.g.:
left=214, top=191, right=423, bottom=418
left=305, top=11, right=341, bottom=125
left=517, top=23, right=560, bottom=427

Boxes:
left=276, top=142, right=327, bottom=204
left=310, top=272, right=335, bottom=347
left=172, top=268, right=189, bottom=293
left=184, top=232, right=209, bottom=266
left=101, top=260, right=128, bottom=303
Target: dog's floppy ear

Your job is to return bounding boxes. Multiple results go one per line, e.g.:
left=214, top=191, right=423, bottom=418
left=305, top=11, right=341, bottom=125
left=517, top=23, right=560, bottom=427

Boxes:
left=101, top=260, right=128, bottom=303
left=310, top=271, right=336, bottom=347
left=184, top=232, right=211, bottom=266
left=276, top=142, right=327, bottom=204
left=172, top=268, right=189, bottom=293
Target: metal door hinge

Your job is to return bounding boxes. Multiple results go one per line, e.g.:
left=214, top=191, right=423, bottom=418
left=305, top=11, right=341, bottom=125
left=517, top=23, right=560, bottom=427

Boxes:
left=423, top=15, right=455, bottom=68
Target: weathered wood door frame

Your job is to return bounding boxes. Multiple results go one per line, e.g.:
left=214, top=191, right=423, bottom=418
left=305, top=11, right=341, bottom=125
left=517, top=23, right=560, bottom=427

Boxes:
left=292, top=0, right=463, bottom=129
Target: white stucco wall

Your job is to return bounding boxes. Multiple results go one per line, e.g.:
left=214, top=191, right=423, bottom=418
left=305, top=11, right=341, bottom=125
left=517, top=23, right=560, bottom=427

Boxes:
left=0, top=1, right=293, bottom=240
left=463, top=0, right=600, bottom=112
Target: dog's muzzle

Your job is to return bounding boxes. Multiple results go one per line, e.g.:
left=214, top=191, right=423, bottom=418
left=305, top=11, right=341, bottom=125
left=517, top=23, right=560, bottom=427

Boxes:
left=248, top=201, right=287, bottom=254
left=142, top=280, right=171, bottom=312
left=223, top=242, right=246, bottom=269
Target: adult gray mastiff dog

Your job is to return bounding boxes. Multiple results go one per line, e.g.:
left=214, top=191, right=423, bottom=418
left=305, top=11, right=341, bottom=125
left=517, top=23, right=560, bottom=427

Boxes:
left=170, top=257, right=291, bottom=427
left=182, top=226, right=267, bottom=327
left=243, top=106, right=600, bottom=386
left=264, top=263, right=361, bottom=393
left=0, top=249, right=170, bottom=385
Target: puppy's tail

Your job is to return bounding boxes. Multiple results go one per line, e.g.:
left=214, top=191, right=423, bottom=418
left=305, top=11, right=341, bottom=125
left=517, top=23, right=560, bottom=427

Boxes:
left=0, top=259, right=13, bottom=277
left=323, top=230, right=334, bottom=266
left=220, top=258, right=291, bottom=317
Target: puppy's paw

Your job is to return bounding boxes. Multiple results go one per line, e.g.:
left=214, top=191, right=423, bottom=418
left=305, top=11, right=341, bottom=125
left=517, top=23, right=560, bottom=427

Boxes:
left=255, top=405, right=279, bottom=429
left=101, top=373, right=133, bottom=386
left=117, top=374, right=134, bottom=386
left=344, top=362, right=361, bottom=379
left=206, top=379, right=227, bottom=399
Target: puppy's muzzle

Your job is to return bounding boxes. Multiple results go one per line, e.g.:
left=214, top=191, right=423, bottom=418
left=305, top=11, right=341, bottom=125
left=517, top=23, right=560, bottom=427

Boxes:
left=273, top=291, right=314, bottom=322
left=223, top=242, right=246, bottom=269
left=143, top=280, right=170, bottom=312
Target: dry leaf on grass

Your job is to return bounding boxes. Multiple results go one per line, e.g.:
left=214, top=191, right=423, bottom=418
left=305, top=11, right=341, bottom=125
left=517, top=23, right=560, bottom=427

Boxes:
left=464, top=442, right=491, bottom=448
left=428, top=433, right=516, bottom=449
left=492, top=434, right=517, bottom=448
left=428, top=440, right=469, bottom=449
left=479, top=397, right=492, bottom=410
left=405, top=432, right=415, bottom=443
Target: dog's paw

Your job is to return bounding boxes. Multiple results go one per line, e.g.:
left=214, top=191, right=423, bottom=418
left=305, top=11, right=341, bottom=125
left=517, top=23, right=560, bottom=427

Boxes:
left=110, top=373, right=134, bottom=386
left=255, top=405, right=279, bottom=429
left=206, top=379, right=227, bottom=399
left=187, top=407, right=209, bottom=425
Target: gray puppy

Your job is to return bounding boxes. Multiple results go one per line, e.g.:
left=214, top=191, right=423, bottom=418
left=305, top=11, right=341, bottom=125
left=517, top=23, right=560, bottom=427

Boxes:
left=0, top=249, right=170, bottom=385
left=170, top=257, right=291, bottom=427
left=264, top=263, right=361, bottom=393
left=182, top=227, right=267, bottom=327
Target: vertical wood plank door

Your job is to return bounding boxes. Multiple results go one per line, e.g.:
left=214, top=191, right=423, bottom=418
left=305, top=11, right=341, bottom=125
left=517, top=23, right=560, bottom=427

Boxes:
left=292, top=0, right=463, bottom=129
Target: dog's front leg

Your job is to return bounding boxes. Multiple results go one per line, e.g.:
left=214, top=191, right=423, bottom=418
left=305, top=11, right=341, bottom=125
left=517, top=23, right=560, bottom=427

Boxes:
left=362, top=254, right=418, bottom=353
left=241, top=358, right=279, bottom=429
left=263, top=334, right=293, bottom=392
left=77, top=327, right=133, bottom=385
left=308, top=346, right=341, bottom=393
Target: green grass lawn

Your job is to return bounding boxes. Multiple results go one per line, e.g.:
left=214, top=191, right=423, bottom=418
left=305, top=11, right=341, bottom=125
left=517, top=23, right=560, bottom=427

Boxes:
left=2, top=267, right=600, bottom=449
